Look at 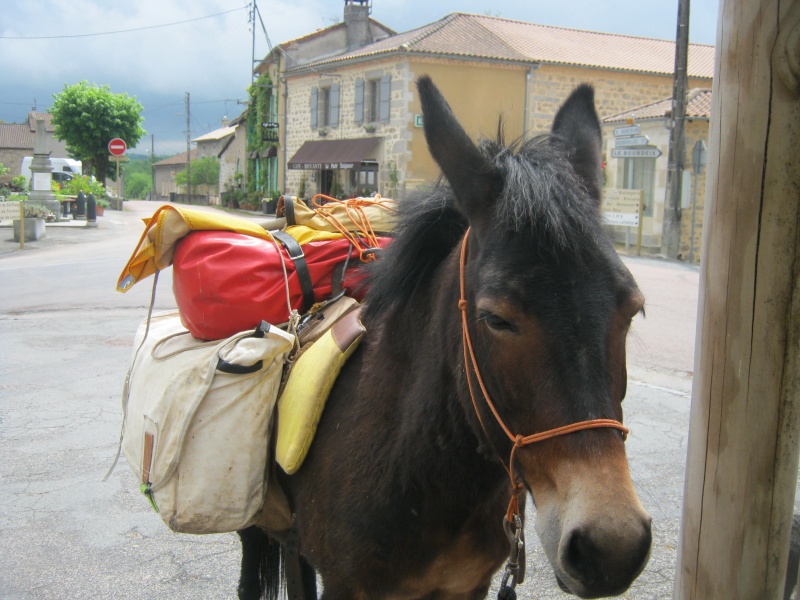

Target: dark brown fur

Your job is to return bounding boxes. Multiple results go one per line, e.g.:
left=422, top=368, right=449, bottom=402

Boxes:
left=240, top=76, right=651, bottom=600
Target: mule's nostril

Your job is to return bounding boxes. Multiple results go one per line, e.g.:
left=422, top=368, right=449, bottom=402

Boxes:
left=561, top=520, right=652, bottom=597
left=566, top=527, right=602, bottom=585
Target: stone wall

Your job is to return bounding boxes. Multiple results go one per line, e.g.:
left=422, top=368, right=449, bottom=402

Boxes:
left=283, top=58, right=411, bottom=199
left=0, top=149, right=28, bottom=180
left=679, top=119, right=710, bottom=262
left=528, top=66, right=710, bottom=133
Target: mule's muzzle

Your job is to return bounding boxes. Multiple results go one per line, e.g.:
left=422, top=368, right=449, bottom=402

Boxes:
left=558, top=515, right=652, bottom=598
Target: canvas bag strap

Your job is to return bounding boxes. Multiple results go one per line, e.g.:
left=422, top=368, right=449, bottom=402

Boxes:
left=272, top=230, right=315, bottom=314
left=103, top=269, right=161, bottom=482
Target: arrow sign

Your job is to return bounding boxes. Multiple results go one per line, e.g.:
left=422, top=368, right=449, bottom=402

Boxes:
left=614, top=125, right=641, bottom=137
left=615, top=135, right=650, bottom=147
left=611, top=147, right=663, bottom=158
left=108, top=138, right=127, bottom=156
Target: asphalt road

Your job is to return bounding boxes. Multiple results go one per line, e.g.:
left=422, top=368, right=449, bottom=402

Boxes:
left=0, top=202, right=700, bottom=599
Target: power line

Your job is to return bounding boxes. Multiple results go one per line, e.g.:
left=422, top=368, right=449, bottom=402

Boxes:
left=0, top=6, right=248, bottom=40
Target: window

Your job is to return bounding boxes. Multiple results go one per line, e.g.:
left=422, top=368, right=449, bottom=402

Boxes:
left=355, top=75, right=391, bottom=126
left=319, top=87, right=331, bottom=127
left=310, top=84, right=340, bottom=129
left=350, top=162, right=378, bottom=195
left=365, top=80, right=379, bottom=123
left=622, top=157, right=656, bottom=217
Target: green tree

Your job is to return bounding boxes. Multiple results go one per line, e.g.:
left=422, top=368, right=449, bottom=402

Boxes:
left=175, top=156, right=220, bottom=189
left=50, top=82, right=145, bottom=183
left=122, top=154, right=158, bottom=198
left=125, top=172, right=152, bottom=199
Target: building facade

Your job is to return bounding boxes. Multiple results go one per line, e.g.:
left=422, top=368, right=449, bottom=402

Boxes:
left=0, top=112, right=70, bottom=177
left=602, top=89, right=712, bottom=260
left=256, top=7, right=714, bottom=208
left=152, top=149, right=197, bottom=202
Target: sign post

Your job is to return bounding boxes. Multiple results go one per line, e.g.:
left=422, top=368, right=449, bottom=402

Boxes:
left=19, top=199, right=24, bottom=250
left=603, top=189, right=644, bottom=255
left=108, top=138, right=127, bottom=202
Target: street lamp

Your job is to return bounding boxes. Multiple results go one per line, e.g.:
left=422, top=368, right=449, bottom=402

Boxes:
left=689, top=139, right=707, bottom=263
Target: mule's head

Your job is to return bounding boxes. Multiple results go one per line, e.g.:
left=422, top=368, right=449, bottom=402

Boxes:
left=417, top=76, right=651, bottom=598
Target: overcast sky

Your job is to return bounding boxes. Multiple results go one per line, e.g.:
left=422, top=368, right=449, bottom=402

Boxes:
left=0, top=1, right=719, bottom=157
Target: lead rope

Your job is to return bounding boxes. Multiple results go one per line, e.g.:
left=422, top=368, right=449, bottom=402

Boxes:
left=457, top=229, right=630, bottom=599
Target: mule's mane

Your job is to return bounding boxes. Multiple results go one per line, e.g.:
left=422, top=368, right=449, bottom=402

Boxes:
left=363, top=132, right=606, bottom=320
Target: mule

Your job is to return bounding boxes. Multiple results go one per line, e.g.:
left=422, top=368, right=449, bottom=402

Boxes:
left=239, top=75, right=652, bottom=599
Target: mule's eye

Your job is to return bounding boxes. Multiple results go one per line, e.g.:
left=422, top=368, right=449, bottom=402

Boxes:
left=478, top=310, right=516, bottom=333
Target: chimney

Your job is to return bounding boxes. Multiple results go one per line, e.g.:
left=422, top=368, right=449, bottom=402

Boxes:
left=344, top=0, right=372, bottom=51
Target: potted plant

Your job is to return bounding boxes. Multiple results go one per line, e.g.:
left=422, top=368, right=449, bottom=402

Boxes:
left=13, top=202, right=52, bottom=242
left=59, top=175, right=110, bottom=215
left=94, top=195, right=110, bottom=216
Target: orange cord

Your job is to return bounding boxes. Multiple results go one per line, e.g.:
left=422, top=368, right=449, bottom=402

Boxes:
left=458, top=228, right=630, bottom=521
left=309, top=194, right=394, bottom=262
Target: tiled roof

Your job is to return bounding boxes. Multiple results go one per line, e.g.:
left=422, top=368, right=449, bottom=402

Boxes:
left=287, top=12, right=715, bottom=78
left=0, top=123, right=34, bottom=149
left=258, top=17, right=395, bottom=69
left=602, top=89, right=713, bottom=122
left=153, top=149, right=197, bottom=167
left=193, top=125, right=236, bottom=143
left=27, top=112, right=55, bottom=132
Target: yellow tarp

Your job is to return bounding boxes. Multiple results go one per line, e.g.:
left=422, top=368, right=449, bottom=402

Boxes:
left=116, top=204, right=277, bottom=293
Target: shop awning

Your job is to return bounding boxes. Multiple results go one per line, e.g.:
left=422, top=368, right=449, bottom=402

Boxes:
left=288, top=137, right=381, bottom=170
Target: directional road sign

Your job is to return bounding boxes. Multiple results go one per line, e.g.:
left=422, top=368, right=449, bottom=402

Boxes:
left=615, top=135, right=650, bottom=147
left=614, top=125, right=641, bottom=137
left=611, top=147, right=663, bottom=158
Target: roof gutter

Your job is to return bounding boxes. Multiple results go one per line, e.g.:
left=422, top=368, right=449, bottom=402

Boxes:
left=282, top=49, right=539, bottom=78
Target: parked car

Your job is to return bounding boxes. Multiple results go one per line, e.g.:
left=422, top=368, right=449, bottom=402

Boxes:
left=52, top=171, right=74, bottom=188
left=19, top=156, right=82, bottom=188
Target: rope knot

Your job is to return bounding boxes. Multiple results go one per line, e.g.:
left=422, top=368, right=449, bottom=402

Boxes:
left=514, top=434, right=524, bottom=448
left=458, top=299, right=467, bottom=311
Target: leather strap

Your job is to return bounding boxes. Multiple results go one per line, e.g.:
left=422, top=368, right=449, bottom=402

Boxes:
left=272, top=230, right=315, bottom=314
left=284, top=529, right=314, bottom=600
left=283, top=196, right=297, bottom=226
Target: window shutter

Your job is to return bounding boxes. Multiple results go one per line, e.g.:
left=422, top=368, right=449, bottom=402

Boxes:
left=354, top=79, right=364, bottom=125
left=379, top=74, right=391, bottom=123
left=330, top=83, right=340, bottom=128
left=310, top=87, right=318, bottom=130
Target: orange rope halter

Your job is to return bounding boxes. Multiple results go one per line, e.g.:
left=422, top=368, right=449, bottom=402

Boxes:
left=458, top=228, right=629, bottom=521
left=310, top=194, right=394, bottom=262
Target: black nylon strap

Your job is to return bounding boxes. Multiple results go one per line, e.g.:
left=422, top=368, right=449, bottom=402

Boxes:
left=272, top=230, right=315, bottom=314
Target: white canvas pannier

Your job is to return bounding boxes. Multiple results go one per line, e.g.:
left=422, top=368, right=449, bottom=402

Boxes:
left=120, top=310, right=295, bottom=534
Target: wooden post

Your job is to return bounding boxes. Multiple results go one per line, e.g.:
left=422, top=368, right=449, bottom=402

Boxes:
left=19, top=199, right=24, bottom=250
left=674, top=1, right=800, bottom=598
left=636, top=189, right=644, bottom=257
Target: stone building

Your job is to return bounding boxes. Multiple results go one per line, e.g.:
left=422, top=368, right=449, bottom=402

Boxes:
left=0, top=112, right=70, bottom=177
left=602, top=89, right=712, bottom=260
left=255, top=3, right=714, bottom=207
left=152, top=149, right=197, bottom=202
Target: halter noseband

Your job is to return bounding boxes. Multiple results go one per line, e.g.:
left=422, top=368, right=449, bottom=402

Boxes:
left=457, top=228, right=629, bottom=521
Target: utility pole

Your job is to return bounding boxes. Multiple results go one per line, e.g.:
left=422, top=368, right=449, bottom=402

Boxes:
left=150, top=134, right=155, bottom=201
left=662, top=0, right=690, bottom=259
left=251, top=1, right=257, bottom=84
left=185, top=92, right=191, bottom=202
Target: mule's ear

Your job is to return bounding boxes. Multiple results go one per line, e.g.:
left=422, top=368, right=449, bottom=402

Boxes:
left=417, top=75, right=498, bottom=230
left=551, top=84, right=603, bottom=206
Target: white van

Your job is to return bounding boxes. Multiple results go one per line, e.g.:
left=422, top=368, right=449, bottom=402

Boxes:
left=20, top=156, right=82, bottom=187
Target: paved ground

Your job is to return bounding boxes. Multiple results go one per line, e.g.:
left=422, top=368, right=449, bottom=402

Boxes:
left=0, top=201, right=705, bottom=599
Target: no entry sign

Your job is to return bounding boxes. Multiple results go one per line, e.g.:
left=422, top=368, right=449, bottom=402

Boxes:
left=108, top=138, right=127, bottom=156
